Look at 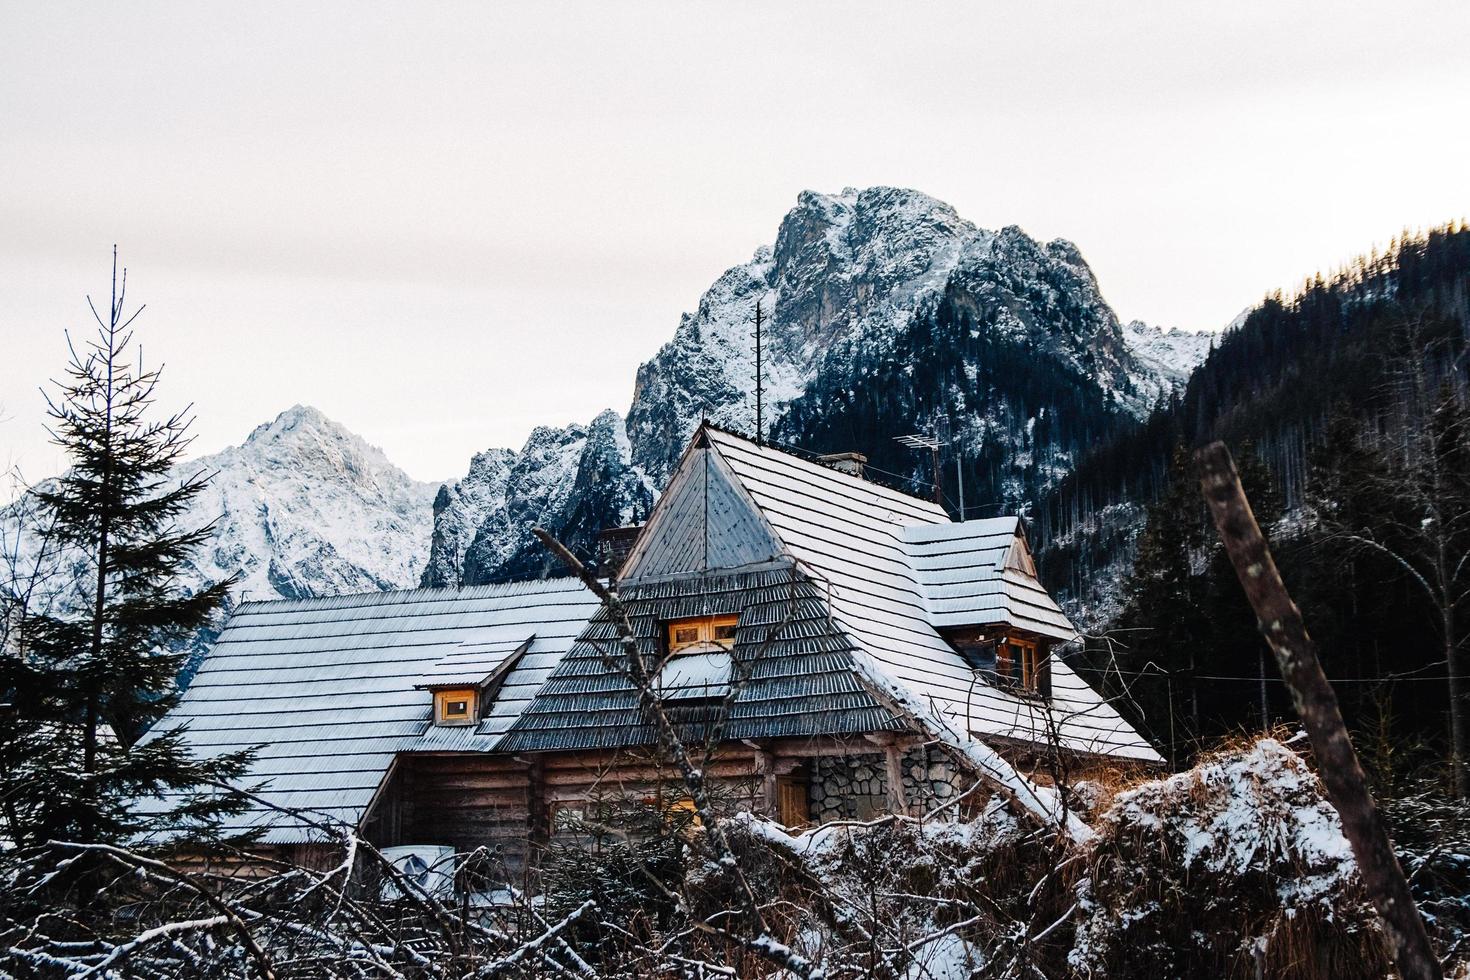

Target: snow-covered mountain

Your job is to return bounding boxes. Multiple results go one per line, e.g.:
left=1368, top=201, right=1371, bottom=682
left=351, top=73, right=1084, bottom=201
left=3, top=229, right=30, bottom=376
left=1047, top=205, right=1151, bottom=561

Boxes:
left=422, top=410, right=652, bottom=587
left=182, top=405, right=438, bottom=602
left=1121, top=320, right=1212, bottom=403
left=1, top=405, right=439, bottom=680
left=629, top=187, right=1180, bottom=486
left=433, top=187, right=1200, bottom=584
left=3, top=404, right=436, bottom=605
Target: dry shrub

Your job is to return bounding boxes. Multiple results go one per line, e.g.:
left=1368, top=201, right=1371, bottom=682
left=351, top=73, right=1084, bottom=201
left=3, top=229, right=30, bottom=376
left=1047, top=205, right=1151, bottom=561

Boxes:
left=1070, top=737, right=1388, bottom=980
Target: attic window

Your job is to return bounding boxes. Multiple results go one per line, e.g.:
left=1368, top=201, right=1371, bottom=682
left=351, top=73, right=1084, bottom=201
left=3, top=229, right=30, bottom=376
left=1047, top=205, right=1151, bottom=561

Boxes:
left=435, top=688, right=477, bottom=726
left=999, top=637, right=1046, bottom=696
left=941, top=629, right=1048, bottom=697
left=666, top=614, right=738, bottom=655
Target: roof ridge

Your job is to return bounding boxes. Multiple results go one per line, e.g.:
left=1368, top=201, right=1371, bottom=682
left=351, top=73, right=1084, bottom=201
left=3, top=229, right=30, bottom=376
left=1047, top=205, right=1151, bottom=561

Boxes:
left=698, top=421, right=947, bottom=513
left=234, top=576, right=590, bottom=613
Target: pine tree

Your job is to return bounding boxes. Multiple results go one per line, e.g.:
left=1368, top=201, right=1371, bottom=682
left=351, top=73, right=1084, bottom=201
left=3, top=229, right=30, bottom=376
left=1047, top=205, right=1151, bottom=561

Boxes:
left=1307, top=381, right=1470, bottom=795
left=2, top=250, right=254, bottom=846
left=1112, top=443, right=1210, bottom=761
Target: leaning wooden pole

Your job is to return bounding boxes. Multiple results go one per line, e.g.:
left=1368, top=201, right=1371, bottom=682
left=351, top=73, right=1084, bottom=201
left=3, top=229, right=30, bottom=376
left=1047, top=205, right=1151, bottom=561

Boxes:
left=1196, top=442, right=1442, bottom=980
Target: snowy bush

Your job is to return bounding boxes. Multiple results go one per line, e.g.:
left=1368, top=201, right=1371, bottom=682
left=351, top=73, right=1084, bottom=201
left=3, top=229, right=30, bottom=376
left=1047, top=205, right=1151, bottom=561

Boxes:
left=4, top=738, right=1463, bottom=978
left=1070, top=738, right=1386, bottom=979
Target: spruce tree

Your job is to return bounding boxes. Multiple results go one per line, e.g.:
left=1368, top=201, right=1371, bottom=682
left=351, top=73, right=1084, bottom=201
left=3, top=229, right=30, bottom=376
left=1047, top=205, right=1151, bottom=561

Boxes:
left=2, top=250, right=253, bottom=847
left=1113, top=443, right=1210, bottom=761
left=1306, top=383, right=1470, bottom=795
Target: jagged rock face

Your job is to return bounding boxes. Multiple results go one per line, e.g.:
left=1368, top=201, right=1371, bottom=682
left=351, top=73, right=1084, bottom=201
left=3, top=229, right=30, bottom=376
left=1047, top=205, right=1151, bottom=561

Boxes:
left=419, top=448, right=514, bottom=588
left=625, top=187, right=1197, bottom=491
left=1121, top=320, right=1213, bottom=404
left=448, top=410, right=653, bottom=585
left=433, top=186, right=1203, bottom=585
left=627, top=188, right=983, bottom=485
left=182, top=405, right=439, bottom=602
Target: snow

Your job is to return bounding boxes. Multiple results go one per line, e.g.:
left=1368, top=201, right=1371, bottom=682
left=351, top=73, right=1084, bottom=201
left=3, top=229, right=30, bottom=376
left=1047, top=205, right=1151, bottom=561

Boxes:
left=1120, top=319, right=1212, bottom=404
left=1069, top=738, right=1363, bottom=973
left=1105, top=737, right=1354, bottom=900
left=903, top=933, right=983, bottom=979
left=0, top=404, right=439, bottom=633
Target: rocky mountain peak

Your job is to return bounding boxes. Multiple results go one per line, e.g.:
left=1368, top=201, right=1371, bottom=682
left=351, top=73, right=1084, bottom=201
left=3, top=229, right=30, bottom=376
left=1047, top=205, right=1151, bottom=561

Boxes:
left=426, top=409, right=653, bottom=588
left=183, top=407, right=438, bottom=604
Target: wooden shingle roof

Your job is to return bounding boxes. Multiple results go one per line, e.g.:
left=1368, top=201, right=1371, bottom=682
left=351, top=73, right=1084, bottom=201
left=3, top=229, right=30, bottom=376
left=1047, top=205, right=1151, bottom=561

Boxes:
left=700, top=427, right=1159, bottom=763
left=151, top=580, right=599, bottom=842
left=496, top=566, right=907, bottom=753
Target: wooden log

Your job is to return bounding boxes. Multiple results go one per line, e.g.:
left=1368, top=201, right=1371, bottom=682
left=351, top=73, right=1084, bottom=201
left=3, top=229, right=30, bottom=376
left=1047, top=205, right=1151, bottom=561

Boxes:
left=1196, top=442, right=1442, bottom=980
left=883, top=743, right=908, bottom=815
left=754, top=745, right=778, bottom=818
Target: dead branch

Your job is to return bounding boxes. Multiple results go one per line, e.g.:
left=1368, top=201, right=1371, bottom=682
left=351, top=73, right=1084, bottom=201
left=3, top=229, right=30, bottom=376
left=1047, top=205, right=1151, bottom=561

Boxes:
left=1196, top=440, right=1442, bottom=980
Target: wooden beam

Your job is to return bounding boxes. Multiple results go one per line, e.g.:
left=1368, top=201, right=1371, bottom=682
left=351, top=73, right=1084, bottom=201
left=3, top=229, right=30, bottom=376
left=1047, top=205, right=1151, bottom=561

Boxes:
left=883, top=742, right=908, bottom=816
left=527, top=755, right=549, bottom=856
left=753, top=746, right=778, bottom=818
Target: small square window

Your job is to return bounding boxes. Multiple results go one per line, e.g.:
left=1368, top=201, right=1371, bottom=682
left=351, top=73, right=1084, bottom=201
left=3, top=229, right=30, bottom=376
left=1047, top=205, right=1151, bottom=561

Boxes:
left=666, top=614, right=739, bottom=655
left=434, top=688, right=477, bottom=725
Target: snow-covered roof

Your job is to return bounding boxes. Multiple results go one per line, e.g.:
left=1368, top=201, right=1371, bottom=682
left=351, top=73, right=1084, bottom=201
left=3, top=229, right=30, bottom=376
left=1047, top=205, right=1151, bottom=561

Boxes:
left=416, top=634, right=533, bottom=690
left=901, top=519, right=1075, bottom=639
left=151, top=580, right=598, bottom=842
left=699, top=427, right=1159, bottom=763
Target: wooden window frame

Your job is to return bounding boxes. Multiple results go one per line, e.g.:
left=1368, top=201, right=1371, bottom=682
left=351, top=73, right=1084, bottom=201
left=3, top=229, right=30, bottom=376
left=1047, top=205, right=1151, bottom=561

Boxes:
left=665, top=614, right=739, bottom=656
left=1000, top=638, right=1045, bottom=695
left=434, top=688, right=478, bottom=726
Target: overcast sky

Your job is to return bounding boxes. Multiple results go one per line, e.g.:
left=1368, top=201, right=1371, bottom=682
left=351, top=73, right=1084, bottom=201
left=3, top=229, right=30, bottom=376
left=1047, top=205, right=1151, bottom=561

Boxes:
left=3, top=2, right=1468, bottom=485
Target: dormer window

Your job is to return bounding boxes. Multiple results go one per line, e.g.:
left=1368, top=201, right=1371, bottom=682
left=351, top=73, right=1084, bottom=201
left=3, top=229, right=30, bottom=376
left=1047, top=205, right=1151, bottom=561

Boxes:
left=940, top=627, right=1049, bottom=698
left=666, top=614, right=738, bottom=655
left=418, top=635, right=535, bottom=730
left=659, top=614, right=738, bottom=703
left=435, top=688, right=477, bottom=725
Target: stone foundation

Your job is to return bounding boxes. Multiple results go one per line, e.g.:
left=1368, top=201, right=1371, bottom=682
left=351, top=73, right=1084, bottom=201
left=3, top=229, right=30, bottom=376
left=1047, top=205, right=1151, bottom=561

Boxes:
left=808, top=745, right=967, bottom=822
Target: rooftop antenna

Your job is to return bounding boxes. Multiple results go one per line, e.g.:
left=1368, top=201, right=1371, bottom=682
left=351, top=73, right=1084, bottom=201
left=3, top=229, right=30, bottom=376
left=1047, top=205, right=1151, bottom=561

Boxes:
left=894, top=430, right=945, bottom=507
left=753, top=300, right=765, bottom=445
left=934, top=410, right=964, bottom=519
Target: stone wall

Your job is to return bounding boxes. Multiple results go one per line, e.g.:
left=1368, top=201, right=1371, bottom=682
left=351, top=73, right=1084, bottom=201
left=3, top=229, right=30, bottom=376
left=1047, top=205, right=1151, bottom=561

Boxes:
left=808, top=745, right=967, bottom=822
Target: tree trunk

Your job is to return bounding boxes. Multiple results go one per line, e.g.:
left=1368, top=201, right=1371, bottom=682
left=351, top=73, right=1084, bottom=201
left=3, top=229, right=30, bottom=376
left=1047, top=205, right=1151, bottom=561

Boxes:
left=1446, top=608, right=1467, bottom=798
left=1196, top=442, right=1442, bottom=980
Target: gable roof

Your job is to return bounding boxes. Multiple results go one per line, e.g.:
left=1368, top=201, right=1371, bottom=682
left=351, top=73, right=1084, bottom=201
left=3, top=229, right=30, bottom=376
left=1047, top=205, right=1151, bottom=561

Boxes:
left=496, top=566, right=906, bottom=753
left=618, top=431, right=785, bottom=581
left=698, top=427, right=1159, bottom=763
left=149, top=579, right=599, bottom=842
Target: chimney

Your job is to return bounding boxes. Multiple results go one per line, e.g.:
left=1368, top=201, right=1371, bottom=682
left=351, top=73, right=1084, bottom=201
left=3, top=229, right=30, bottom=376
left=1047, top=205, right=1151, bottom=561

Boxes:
left=596, top=524, right=643, bottom=574
left=816, top=451, right=867, bottom=479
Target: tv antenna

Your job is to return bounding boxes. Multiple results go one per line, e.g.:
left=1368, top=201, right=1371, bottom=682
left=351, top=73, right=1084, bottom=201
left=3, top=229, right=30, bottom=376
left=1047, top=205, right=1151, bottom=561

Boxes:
left=894, top=431, right=944, bottom=506
left=753, top=300, right=766, bottom=445
left=896, top=410, right=964, bottom=516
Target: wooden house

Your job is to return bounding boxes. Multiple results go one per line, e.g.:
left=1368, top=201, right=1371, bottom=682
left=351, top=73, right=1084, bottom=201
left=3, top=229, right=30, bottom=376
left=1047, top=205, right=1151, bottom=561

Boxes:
left=154, top=425, right=1160, bottom=872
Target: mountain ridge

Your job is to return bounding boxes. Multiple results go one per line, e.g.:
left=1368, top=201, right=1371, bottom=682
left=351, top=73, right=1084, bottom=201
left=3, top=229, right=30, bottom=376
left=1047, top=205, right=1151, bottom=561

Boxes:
left=430, top=186, right=1207, bottom=586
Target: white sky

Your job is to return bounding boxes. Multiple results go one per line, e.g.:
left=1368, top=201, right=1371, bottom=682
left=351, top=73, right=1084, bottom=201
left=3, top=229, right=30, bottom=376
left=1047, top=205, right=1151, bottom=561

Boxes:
left=3, top=1, right=1468, bottom=484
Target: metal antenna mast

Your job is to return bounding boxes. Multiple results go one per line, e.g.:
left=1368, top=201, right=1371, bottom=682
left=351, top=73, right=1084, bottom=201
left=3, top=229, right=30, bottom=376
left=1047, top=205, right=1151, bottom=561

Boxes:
left=935, top=410, right=964, bottom=519
left=753, top=300, right=765, bottom=445
left=894, top=431, right=945, bottom=507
